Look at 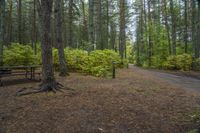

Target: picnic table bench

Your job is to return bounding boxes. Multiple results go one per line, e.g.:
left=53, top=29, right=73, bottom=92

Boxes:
left=0, top=65, right=41, bottom=86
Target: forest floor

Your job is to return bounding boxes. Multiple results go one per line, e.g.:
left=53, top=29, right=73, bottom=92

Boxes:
left=0, top=66, right=200, bottom=133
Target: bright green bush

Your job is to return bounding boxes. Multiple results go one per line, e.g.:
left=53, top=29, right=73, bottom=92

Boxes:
left=53, top=48, right=89, bottom=71
left=176, top=54, right=192, bottom=71
left=86, top=50, right=122, bottom=77
left=3, top=43, right=124, bottom=77
left=3, top=43, right=39, bottom=66
left=196, top=58, right=200, bottom=70
left=162, top=56, right=177, bottom=70
left=53, top=48, right=122, bottom=77
left=162, top=54, right=192, bottom=71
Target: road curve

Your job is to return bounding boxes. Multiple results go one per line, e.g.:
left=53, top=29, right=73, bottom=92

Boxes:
left=130, top=65, right=200, bottom=93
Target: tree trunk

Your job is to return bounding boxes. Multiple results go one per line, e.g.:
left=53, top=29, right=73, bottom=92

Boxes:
left=147, top=0, right=153, bottom=66
left=32, top=0, right=37, bottom=54
left=197, top=0, right=200, bottom=58
left=0, top=0, right=5, bottom=65
left=88, top=0, right=94, bottom=48
left=119, top=0, right=126, bottom=59
left=170, top=0, right=176, bottom=55
left=163, top=0, right=171, bottom=55
left=110, top=21, right=116, bottom=50
left=68, top=0, right=73, bottom=48
left=96, top=0, right=103, bottom=50
left=55, top=0, right=68, bottom=76
left=80, top=0, right=88, bottom=42
left=8, top=0, right=13, bottom=45
left=184, top=0, right=188, bottom=53
left=18, top=0, right=22, bottom=44
left=37, top=0, right=56, bottom=86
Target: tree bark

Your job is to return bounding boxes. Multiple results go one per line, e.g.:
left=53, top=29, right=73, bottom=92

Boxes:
left=0, top=0, right=5, bottom=65
left=184, top=0, right=188, bottom=53
left=88, top=0, right=94, bottom=48
left=18, top=0, right=22, bottom=44
left=163, top=0, right=171, bottom=55
left=147, top=0, right=153, bottom=66
left=119, top=0, right=126, bottom=59
left=170, top=0, right=176, bottom=55
left=68, top=0, right=73, bottom=48
left=37, top=0, right=56, bottom=87
left=55, top=0, right=68, bottom=76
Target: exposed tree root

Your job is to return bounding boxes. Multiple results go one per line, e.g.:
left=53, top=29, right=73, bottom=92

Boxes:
left=16, top=81, right=75, bottom=96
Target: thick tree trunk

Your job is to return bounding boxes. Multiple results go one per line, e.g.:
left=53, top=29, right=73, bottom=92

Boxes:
left=197, top=1, right=200, bottom=57
left=55, top=0, right=68, bottom=76
left=37, top=0, right=56, bottom=86
left=119, top=0, right=126, bottom=59
left=163, top=0, right=171, bottom=55
left=147, top=0, right=153, bottom=66
left=80, top=0, right=88, bottom=42
left=88, top=0, right=94, bottom=48
left=184, top=0, right=188, bottom=53
left=0, top=0, right=5, bottom=65
left=110, top=21, right=116, bottom=50
left=18, top=0, right=22, bottom=44
left=170, top=0, right=176, bottom=55
left=96, top=0, right=103, bottom=50
left=32, top=0, right=37, bottom=54
left=68, top=0, right=73, bottom=48
left=8, top=0, right=13, bottom=45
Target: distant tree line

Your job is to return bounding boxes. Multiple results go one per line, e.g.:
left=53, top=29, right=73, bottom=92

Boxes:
left=134, top=0, right=200, bottom=70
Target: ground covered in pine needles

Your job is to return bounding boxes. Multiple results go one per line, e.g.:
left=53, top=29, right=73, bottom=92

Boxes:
left=0, top=66, right=200, bottom=133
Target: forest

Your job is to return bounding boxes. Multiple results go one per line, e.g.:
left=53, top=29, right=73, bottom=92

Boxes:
left=0, top=0, right=200, bottom=132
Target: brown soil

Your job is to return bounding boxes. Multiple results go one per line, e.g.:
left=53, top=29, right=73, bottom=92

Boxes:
left=0, top=67, right=200, bottom=133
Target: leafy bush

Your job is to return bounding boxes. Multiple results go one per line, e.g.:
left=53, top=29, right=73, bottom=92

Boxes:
left=162, top=56, right=177, bottom=70
left=162, top=54, right=192, bottom=71
left=53, top=48, right=123, bottom=77
left=176, top=54, right=192, bottom=71
left=3, top=44, right=125, bottom=77
left=85, top=50, right=122, bottom=77
left=3, top=43, right=39, bottom=66
left=196, top=58, right=200, bottom=70
left=53, top=48, right=89, bottom=71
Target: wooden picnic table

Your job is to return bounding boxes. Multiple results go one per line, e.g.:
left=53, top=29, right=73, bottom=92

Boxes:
left=0, top=65, right=41, bottom=86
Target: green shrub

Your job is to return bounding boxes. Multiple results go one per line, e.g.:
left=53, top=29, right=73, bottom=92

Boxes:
left=53, top=48, right=89, bottom=71
left=53, top=48, right=123, bottom=77
left=86, top=50, right=122, bottom=77
left=162, top=56, right=177, bottom=70
left=196, top=58, right=200, bottom=70
left=3, top=43, right=124, bottom=77
left=3, top=43, right=39, bottom=66
left=162, top=54, right=192, bottom=71
left=176, top=54, right=192, bottom=71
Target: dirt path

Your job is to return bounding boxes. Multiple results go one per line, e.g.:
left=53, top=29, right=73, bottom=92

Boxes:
left=130, top=66, right=200, bottom=93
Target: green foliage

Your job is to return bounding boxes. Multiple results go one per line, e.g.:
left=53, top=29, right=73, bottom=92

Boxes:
left=86, top=50, right=122, bottom=77
left=162, top=54, right=192, bottom=71
left=195, top=58, right=200, bottom=70
left=3, top=43, right=39, bottom=66
left=53, top=48, right=123, bottom=77
left=126, top=42, right=134, bottom=64
left=188, top=112, right=200, bottom=133
left=188, top=129, right=200, bottom=133
left=163, top=56, right=177, bottom=70
left=176, top=54, right=192, bottom=71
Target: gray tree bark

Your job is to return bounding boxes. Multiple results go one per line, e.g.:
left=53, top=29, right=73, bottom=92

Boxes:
left=170, top=0, right=177, bottom=55
left=88, top=0, right=94, bottom=48
left=37, top=0, right=57, bottom=88
left=119, top=0, right=126, bottom=59
left=55, top=0, right=68, bottom=76
left=0, top=0, right=5, bottom=65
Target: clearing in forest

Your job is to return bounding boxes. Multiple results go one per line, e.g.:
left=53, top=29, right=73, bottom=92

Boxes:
left=0, top=66, right=200, bottom=133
